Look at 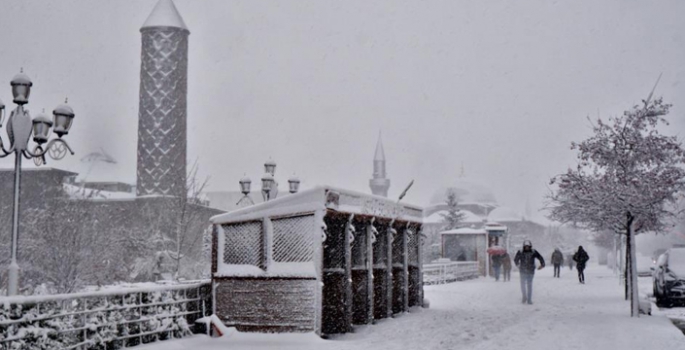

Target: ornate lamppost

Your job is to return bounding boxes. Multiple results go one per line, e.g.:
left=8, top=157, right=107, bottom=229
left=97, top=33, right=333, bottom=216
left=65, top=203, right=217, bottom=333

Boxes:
left=0, top=71, right=76, bottom=295
left=236, top=160, right=301, bottom=207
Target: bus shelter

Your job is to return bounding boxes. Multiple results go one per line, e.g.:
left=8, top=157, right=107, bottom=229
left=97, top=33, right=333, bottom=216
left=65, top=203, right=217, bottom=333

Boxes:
left=440, top=228, right=488, bottom=276
left=210, top=186, right=425, bottom=337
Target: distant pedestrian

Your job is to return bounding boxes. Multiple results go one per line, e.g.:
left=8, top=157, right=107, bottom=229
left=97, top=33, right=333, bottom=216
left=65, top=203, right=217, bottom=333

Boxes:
left=502, top=252, right=512, bottom=282
left=492, top=254, right=503, bottom=281
left=551, top=248, right=564, bottom=278
left=573, top=246, right=590, bottom=284
left=567, top=254, right=575, bottom=270
left=514, top=240, right=545, bottom=305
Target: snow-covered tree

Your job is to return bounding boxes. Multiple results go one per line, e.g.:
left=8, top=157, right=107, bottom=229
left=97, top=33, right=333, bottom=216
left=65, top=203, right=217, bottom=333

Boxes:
left=546, top=97, right=685, bottom=316
left=441, top=189, right=465, bottom=230
left=128, top=161, right=213, bottom=281
left=588, top=230, right=616, bottom=251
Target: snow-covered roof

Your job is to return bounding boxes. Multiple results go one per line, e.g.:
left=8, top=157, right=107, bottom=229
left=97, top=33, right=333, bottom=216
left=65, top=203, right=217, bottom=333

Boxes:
left=211, top=186, right=424, bottom=224
left=423, top=209, right=483, bottom=224
left=487, top=206, right=523, bottom=222
left=141, top=0, right=189, bottom=31
left=484, top=222, right=508, bottom=231
left=441, top=228, right=487, bottom=235
left=64, top=184, right=136, bottom=200
left=0, top=167, right=77, bottom=177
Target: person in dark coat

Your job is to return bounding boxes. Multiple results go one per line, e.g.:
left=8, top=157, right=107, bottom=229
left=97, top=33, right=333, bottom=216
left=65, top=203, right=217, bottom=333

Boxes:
left=491, top=254, right=503, bottom=281
left=551, top=248, right=564, bottom=278
left=502, top=252, right=512, bottom=282
left=573, top=246, right=590, bottom=284
left=514, top=240, right=545, bottom=304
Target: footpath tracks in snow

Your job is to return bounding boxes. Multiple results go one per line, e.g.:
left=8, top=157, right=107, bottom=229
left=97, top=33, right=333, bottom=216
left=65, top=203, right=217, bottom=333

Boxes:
left=138, top=264, right=685, bottom=350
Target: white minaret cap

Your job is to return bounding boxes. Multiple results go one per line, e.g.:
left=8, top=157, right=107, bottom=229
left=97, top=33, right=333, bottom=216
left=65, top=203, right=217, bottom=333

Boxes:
left=142, top=0, right=189, bottom=31
left=374, top=132, right=385, bottom=161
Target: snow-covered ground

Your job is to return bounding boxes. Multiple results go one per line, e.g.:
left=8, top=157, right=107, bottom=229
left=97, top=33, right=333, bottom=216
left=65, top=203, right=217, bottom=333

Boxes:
left=140, top=264, right=685, bottom=350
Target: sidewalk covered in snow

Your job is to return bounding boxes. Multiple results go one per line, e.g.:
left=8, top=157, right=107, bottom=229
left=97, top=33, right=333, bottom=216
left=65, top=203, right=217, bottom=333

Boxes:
left=139, top=264, right=685, bottom=350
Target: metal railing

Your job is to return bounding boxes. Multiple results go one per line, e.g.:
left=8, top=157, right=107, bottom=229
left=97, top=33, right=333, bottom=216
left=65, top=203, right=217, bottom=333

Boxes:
left=0, top=281, right=211, bottom=350
left=423, top=261, right=480, bottom=285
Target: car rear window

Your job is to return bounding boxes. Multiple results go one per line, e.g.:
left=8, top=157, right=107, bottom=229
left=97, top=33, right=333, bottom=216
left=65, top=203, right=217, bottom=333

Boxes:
left=668, top=249, right=685, bottom=275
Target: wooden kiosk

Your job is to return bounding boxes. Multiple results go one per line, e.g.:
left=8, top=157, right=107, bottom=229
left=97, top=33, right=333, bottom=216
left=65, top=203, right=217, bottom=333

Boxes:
left=210, top=186, right=424, bottom=336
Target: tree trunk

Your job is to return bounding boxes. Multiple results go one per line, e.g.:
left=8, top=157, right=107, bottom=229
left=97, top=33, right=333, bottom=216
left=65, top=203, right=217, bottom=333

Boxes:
left=624, top=267, right=628, bottom=300
left=622, top=234, right=629, bottom=300
left=626, top=215, right=639, bottom=317
left=175, top=223, right=182, bottom=280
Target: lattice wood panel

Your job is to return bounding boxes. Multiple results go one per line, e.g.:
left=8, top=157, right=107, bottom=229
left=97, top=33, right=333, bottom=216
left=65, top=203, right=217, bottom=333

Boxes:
left=223, top=221, right=263, bottom=266
left=273, top=215, right=314, bottom=262
left=407, top=226, right=419, bottom=264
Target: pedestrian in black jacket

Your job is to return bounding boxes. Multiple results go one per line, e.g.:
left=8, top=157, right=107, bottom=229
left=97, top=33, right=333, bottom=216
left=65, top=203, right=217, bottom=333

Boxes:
left=573, top=246, right=590, bottom=284
left=514, top=240, right=545, bottom=305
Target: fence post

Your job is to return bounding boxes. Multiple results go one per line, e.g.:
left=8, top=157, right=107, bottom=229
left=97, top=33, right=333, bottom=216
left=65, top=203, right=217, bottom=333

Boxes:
left=441, top=264, right=446, bottom=284
left=82, top=313, right=87, bottom=350
left=139, top=292, right=143, bottom=345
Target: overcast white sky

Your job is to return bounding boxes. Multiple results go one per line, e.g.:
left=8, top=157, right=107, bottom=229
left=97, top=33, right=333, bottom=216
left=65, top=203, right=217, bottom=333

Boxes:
left=0, top=0, right=684, bottom=219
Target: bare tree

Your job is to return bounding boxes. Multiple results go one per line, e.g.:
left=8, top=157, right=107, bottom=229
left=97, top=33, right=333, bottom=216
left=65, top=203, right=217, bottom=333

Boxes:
left=130, top=161, right=212, bottom=281
left=21, top=194, right=124, bottom=293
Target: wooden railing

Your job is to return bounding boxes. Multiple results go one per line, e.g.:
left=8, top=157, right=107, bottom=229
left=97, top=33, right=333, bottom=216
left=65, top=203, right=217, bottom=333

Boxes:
left=0, top=281, right=211, bottom=349
left=423, top=262, right=479, bottom=285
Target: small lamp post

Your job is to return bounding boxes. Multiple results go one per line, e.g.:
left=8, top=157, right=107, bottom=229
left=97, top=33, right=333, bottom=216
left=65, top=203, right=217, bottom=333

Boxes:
left=288, top=176, right=300, bottom=194
left=0, top=71, right=76, bottom=296
left=264, top=159, right=276, bottom=176
left=238, top=159, right=301, bottom=205
left=236, top=176, right=255, bottom=208
left=239, top=176, right=252, bottom=195
left=261, top=172, right=275, bottom=202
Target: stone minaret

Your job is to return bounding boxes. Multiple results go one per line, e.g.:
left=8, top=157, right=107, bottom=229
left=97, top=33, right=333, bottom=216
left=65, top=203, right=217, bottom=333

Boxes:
left=369, top=133, right=390, bottom=197
left=136, top=0, right=189, bottom=197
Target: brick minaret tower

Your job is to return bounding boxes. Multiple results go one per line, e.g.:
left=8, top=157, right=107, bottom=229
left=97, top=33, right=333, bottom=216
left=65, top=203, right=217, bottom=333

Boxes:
left=136, top=0, right=189, bottom=197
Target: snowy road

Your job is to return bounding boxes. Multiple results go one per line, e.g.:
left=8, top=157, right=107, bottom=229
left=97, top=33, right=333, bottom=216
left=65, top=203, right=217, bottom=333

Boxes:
left=140, top=265, right=685, bottom=350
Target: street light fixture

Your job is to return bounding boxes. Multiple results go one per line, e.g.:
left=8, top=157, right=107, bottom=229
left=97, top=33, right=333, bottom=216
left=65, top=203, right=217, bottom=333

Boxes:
left=261, top=172, right=275, bottom=201
left=0, top=71, right=76, bottom=296
left=236, top=160, right=301, bottom=207
left=288, top=176, right=300, bottom=194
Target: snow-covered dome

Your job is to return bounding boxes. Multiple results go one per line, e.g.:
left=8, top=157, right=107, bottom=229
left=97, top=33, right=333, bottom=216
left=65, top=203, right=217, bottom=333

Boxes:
left=487, top=206, right=522, bottom=223
left=429, top=178, right=497, bottom=205
left=74, top=149, right=134, bottom=184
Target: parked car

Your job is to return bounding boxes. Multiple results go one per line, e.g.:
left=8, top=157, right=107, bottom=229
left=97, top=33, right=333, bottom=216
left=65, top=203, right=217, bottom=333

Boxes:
left=652, top=248, right=667, bottom=264
left=653, top=248, right=685, bottom=307
left=636, top=254, right=655, bottom=277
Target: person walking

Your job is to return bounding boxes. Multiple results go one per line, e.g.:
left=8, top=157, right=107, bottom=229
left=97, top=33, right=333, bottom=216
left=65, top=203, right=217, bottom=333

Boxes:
left=567, top=254, right=575, bottom=271
left=502, top=252, right=512, bottom=282
left=551, top=248, right=564, bottom=278
left=514, top=240, right=545, bottom=305
left=573, top=246, right=590, bottom=284
left=492, top=254, right=503, bottom=281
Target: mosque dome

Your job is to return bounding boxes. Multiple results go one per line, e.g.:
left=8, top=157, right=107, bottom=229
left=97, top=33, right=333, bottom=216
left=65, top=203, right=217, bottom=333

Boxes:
left=423, top=209, right=483, bottom=224
left=487, top=206, right=523, bottom=223
left=429, top=178, right=497, bottom=205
